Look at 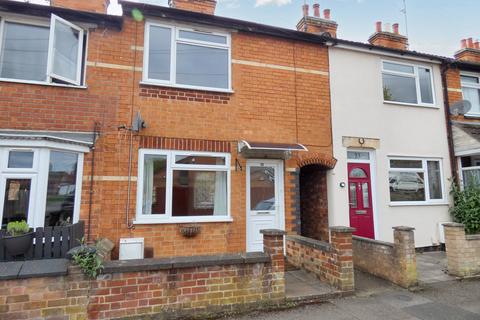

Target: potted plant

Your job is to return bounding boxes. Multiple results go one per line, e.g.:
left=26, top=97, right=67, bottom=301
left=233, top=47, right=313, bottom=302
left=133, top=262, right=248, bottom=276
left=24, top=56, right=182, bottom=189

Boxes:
left=4, top=220, right=34, bottom=257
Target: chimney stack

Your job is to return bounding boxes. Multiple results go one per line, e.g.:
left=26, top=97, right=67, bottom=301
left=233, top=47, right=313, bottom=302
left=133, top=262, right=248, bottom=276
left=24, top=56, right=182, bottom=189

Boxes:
left=50, top=0, right=109, bottom=13
left=455, top=37, right=480, bottom=63
left=296, top=2, right=338, bottom=37
left=168, top=0, right=217, bottom=15
left=368, top=21, right=408, bottom=50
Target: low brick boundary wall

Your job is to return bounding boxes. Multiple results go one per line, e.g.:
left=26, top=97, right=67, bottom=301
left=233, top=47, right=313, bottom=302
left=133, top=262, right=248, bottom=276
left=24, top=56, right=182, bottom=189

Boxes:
left=286, top=226, right=355, bottom=292
left=444, top=223, right=480, bottom=277
left=0, top=230, right=286, bottom=320
left=352, top=226, right=417, bottom=288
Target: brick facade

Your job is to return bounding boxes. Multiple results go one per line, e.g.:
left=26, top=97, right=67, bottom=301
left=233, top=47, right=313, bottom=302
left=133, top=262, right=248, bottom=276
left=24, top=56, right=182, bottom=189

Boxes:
left=352, top=227, right=417, bottom=288
left=286, top=226, right=355, bottom=292
left=444, top=223, right=480, bottom=277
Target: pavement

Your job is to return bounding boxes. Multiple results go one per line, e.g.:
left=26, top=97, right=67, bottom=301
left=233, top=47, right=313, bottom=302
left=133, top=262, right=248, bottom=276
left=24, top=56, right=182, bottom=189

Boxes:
left=224, top=270, right=480, bottom=320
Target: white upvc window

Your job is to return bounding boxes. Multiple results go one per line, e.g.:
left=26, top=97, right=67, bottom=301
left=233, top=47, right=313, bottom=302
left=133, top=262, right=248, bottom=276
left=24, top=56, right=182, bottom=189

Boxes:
left=0, top=14, right=86, bottom=86
left=143, top=21, right=232, bottom=92
left=0, top=146, right=84, bottom=229
left=460, top=72, right=480, bottom=117
left=382, top=60, right=435, bottom=107
left=136, top=149, right=231, bottom=224
left=459, top=155, right=480, bottom=188
left=388, top=157, right=445, bottom=205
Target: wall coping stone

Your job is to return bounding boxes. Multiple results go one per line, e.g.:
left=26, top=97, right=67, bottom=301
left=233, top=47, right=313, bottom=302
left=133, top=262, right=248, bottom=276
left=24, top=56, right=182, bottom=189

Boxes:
left=330, top=226, right=356, bottom=233
left=103, top=253, right=271, bottom=274
left=286, top=235, right=333, bottom=252
left=466, top=234, right=480, bottom=241
left=0, top=259, right=68, bottom=280
left=260, top=229, right=287, bottom=236
left=353, top=235, right=394, bottom=248
left=443, top=222, right=465, bottom=228
left=392, top=226, right=415, bottom=232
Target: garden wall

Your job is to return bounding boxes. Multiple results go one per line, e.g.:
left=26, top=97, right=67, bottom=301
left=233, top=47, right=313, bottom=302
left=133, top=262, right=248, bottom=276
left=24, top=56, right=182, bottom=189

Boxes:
left=0, top=230, right=285, bottom=320
left=444, top=223, right=480, bottom=277
left=352, top=226, right=417, bottom=288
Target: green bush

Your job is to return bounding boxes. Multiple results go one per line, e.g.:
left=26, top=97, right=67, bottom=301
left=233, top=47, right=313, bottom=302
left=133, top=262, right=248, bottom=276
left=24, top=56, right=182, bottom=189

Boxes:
left=6, top=220, right=30, bottom=236
left=71, top=238, right=104, bottom=279
left=450, top=183, right=480, bottom=234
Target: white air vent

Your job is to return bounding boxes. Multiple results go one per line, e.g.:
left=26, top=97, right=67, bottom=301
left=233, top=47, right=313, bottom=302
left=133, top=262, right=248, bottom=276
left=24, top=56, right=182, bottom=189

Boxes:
left=119, top=238, right=144, bottom=260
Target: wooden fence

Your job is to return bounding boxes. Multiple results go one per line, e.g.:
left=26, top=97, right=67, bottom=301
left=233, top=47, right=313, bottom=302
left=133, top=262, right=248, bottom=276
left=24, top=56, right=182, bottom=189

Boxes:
left=0, top=221, right=84, bottom=261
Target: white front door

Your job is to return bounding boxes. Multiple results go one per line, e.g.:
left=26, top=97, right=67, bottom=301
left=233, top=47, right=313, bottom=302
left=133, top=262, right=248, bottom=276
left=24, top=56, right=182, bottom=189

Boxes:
left=246, top=159, right=284, bottom=252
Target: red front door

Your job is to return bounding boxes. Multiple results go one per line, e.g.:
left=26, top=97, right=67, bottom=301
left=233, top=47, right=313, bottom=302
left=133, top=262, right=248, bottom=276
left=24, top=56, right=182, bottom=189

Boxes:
left=347, top=163, right=374, bottom=239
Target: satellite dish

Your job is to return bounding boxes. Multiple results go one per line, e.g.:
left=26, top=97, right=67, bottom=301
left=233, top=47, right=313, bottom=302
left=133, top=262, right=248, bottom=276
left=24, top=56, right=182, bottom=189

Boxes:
left=449, top=100, right=472, bottom=116
left=132, top=111, right=147, bottom=132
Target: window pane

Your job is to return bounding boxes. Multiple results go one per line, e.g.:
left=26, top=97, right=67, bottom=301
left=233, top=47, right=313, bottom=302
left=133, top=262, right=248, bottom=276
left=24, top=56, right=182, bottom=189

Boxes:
left=172, top=170, right=227, bottom=216
left=383, top=62, right=414, bottom=74
left=347, top=151, right=369, bottom=160
left=8, top=151, right=34, bottom=168
left=427, top=161, right=442, bottom=200
left=250, top=166, right=275, bottom=211
left=0, top=22, right=49, bottom=81
left=179, top=30, right=227, bottom=44
left=389, top=171, right=425, bottom=202
left=148, top=26, right=171, bottom=81
left=390, top=159, right=423, bottom=169
left=45, top=151, right=78, bottom=227
left=383, top=73, right=417, bottom=104
left=51, top=20, right=80, bottom=83
left=349, top=168, right=367, bottom=178
left=462, top=87, right=480, bottom=114
left=419, top=68, right=433, bottom=104
left=143, top=155, right=167, bottom=215
left=349, top=183, right=357, bottom=208
left=461, top=75, right=479, bottom=84
left=2, top=179, right=31, bottom=229
left=175, top=155, right=225, bottom=165
left=176, top=43, right=229, bottom=89
left=463, top=169, right=480, bottom=187
left=362, top=182, right=370, bottom=208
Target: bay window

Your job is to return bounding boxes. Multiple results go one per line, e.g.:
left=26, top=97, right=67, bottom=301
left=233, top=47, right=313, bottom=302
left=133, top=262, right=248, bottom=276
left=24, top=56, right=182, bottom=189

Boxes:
left=0, top=147, right=83, bottom=229
left=0, top=14, right=86, bottom=86
left=143, top=22, right=231, bottom=91
left=136, top=150, right=231, bottom=223
left=461, top=73, right=480, bottom=117
left=388, top=158, right=445, bottom=204
left=382, top=61, right=435, bottom=106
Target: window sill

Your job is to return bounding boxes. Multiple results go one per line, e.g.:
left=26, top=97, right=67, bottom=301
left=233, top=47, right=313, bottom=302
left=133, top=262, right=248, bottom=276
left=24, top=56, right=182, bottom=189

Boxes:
left=389, top=202, right=449, bottom=207
left=140, top=81, right=234, bottom=94
left=0, top=78, right=87, bottom=89
left=464, top=113, right=480, bottom=119
left=133, top=216, right=233, bottom=225
left=383, top=100, right=438, bottom=109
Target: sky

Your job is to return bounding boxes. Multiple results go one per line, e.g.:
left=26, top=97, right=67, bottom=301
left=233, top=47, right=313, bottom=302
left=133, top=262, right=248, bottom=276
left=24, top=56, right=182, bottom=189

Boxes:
left=24, top=0, right=480, bottom=58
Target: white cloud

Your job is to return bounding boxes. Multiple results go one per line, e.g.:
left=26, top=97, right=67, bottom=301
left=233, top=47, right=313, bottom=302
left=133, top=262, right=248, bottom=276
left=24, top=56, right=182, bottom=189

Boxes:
left=255, top=0, right=292, bottom=7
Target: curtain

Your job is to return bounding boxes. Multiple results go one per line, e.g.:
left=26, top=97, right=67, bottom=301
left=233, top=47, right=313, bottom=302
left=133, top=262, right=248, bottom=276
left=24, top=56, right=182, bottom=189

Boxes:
left=213, top=171, right=227, bottom=216
left=143, top=159, right=154, bottom=215
left=463, top=87, right=480, bottom=114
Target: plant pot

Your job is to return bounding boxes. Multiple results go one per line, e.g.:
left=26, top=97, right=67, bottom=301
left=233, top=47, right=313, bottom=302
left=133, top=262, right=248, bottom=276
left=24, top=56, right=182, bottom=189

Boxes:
left=4, top=232, right=34, bottom=257
left=179, top=225, right=201, bottom=238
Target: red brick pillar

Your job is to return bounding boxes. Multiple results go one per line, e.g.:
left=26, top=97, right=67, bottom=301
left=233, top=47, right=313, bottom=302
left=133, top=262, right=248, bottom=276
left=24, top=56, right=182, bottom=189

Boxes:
left=261, top=229, right=286, bottom=300
left=330, top=226, right=355, bottom=292
left=393, top=226, right=417, bottom=288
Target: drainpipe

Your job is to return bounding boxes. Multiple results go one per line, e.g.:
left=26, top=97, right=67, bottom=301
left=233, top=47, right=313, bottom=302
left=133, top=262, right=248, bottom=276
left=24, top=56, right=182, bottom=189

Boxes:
left=87, top=122, right=99, bottom=243
left=440, top=62, right=459, bottom=184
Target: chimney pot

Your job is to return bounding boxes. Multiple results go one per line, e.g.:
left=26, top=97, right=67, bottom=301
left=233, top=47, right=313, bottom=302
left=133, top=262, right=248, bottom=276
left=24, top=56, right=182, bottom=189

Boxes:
left=461, top=39, right=467, bottom=48
left=323, top=9, right=331, bottom=20
left=313, top=3, right=320, bottom=17
left=475, top=40, right=480, bottom=50
left=375, top=21, right=382, bottom=32
left=467, top=38, right=474, bottom=48
left=392, top=23, right=399, bottom=34
left=302, top=4, right=309, bottom=17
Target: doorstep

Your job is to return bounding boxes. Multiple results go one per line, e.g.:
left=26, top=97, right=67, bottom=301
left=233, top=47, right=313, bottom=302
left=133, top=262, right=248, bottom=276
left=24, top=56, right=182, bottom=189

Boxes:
left=285, top=269, right=345, bottom=304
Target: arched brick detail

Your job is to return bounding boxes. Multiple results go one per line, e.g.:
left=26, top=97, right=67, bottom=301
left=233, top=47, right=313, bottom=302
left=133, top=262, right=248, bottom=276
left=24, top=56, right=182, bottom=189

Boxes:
left=297, top=152, right=337, bottom=169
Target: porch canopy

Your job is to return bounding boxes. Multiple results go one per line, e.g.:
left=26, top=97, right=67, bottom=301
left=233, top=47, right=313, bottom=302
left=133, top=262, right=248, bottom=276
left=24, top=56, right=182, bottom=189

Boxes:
left=451, top=122, right=480, bottom=156
left=237, top=140, right=307, bottom=159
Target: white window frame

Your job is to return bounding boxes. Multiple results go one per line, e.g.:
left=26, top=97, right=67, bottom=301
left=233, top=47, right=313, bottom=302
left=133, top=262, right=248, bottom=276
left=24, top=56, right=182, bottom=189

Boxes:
left=135, top=149, right=232, bottom=224
left=388, top=157, right=446, bottom=206
left=142, top=21, right=232, bottom=93
left=460, top=72, right=480, bottom=118
left=0, top=13, right=87, bottom=87
left=382, top=60, right=436, bottom=107
left=0, top=145, right=84, bottom=229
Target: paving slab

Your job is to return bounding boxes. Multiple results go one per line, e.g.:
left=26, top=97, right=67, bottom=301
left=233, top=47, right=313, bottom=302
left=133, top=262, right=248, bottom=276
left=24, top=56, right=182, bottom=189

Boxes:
left=404, top=302, right=480, bottom=320
left=18, top=259, right=69, bottom=279
left=416, top=251, right=456, bottom=284
left=285, top=269, right=337, bottom=300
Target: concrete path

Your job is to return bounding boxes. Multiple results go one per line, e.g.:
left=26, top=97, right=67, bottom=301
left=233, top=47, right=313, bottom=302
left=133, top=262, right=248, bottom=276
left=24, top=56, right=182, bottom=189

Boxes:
left=225, top=271, right=480, bottom=320
left=416, top=251, right=456, bottom=284
left=285, top=269, right=338, bottom=300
